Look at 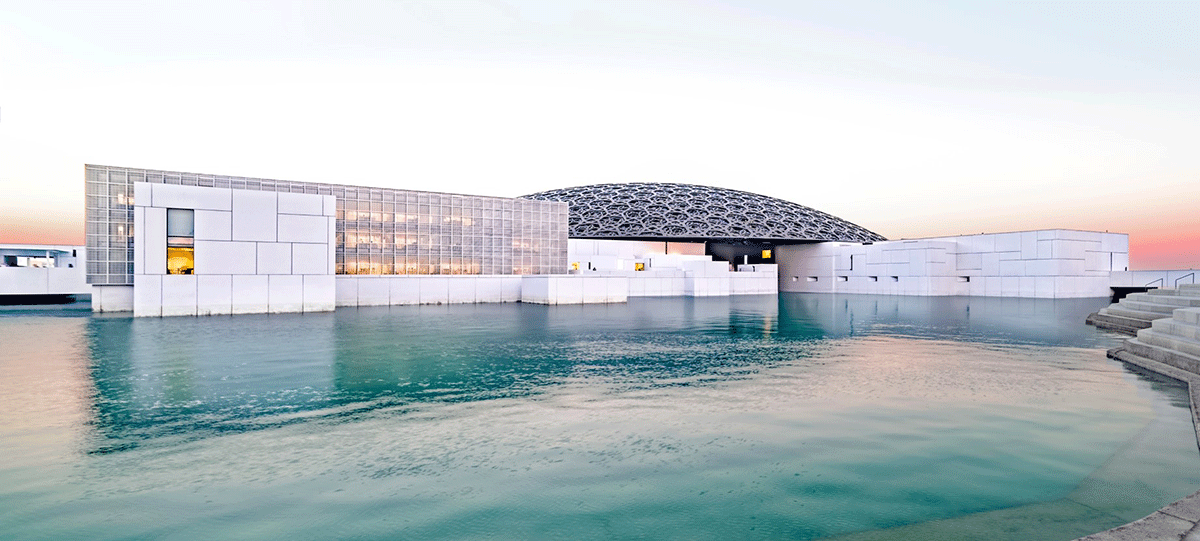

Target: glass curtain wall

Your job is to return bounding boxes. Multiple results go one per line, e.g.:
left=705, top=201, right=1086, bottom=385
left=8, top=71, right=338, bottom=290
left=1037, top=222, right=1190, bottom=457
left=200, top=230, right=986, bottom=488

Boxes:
left=84, top=165, right=568, bottom=285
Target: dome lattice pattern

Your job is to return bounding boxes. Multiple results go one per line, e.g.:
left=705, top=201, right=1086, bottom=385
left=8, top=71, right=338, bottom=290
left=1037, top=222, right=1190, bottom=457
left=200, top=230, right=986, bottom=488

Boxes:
left=522, top=183, right=885, bottom=243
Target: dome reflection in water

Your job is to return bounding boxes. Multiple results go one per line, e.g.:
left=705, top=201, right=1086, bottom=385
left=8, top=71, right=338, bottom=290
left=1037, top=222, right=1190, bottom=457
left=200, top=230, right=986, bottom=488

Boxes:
left=0, top=295, right=1195, bottom=541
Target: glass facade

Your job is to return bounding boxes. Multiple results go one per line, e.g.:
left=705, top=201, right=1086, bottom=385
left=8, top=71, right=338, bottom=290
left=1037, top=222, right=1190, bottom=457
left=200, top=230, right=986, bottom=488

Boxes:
left=84, top=165, right=568, bottom=285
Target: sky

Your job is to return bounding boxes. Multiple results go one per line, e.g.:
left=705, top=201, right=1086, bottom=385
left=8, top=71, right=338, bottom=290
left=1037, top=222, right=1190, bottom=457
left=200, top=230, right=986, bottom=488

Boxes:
left=1, top=0, right=1197, bottom=269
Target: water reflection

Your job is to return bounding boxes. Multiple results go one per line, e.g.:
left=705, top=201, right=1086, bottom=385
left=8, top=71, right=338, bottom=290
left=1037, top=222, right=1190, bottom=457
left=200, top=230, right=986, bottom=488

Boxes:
left=79, top=294, right=1123, bottom=455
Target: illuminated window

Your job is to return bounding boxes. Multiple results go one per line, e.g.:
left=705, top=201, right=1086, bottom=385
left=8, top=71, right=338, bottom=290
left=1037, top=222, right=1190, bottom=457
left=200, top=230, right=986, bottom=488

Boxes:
left=166, top=209, right=195, bottom=274
left=761, top=249, right=772, bottom=259
left=634, top=262, right=645, bottom=271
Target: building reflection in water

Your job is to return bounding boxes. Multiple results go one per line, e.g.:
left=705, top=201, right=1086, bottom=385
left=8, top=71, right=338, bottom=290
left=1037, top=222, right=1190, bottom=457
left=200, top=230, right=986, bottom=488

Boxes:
left=81, top=294, right=1132, bottom=454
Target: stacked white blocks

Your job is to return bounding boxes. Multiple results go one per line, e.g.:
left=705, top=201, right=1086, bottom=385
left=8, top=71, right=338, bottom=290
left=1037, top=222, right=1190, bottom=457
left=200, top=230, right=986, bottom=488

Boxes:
left=133, top=183, right=335, bottom=317
left=779, top=230, right=1127, bottom=298
left=335, top=275, right=523, bottom=306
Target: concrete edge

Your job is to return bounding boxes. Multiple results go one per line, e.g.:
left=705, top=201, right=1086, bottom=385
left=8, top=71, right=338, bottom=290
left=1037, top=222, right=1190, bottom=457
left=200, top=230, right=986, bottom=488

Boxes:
left=1072, top=347, right=1200, bottom=540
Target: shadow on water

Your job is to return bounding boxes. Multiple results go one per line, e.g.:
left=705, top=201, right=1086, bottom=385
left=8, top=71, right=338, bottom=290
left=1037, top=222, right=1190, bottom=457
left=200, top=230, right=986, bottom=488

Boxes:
left=83, top=294, right=1138, bottom=455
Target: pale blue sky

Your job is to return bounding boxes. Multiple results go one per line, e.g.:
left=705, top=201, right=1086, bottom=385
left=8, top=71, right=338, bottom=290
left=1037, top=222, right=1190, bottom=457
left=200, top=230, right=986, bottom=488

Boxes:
left=2, top=1, right=1198, bottom=266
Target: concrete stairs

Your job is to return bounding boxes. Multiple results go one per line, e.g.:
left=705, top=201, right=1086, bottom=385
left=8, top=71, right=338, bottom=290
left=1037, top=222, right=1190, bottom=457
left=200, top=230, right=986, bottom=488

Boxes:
left=1087, top=284, right=1200, bottom=335
left=1113, top=307, right=1200, bottom=376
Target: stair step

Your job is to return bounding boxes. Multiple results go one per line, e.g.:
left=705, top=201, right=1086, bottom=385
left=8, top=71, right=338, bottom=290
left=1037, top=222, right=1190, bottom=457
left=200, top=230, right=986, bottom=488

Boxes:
left=1125, top=293, right=1200, bottom=307
left=1123, top=338, right=1200, bottom=374
left=1145, top=288, right=1179, bottom=296
left=1151, top=318, right=1200, bottom=342
left=1087, top=312, right=1151, bottom=335
left=1179, top=283, right=1200, bottom=293
left=1101, top=306, right=1172, bottom=323
left=1118, top=300, right=1181, bottom=314
left=1175, top=308, right=1200, bottom=325
left=1137, top=329, right=1200, bottom=358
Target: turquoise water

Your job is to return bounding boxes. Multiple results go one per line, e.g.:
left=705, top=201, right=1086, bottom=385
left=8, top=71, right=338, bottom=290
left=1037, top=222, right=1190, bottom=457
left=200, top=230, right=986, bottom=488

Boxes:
left=0, top=295, right=1197, bottom=540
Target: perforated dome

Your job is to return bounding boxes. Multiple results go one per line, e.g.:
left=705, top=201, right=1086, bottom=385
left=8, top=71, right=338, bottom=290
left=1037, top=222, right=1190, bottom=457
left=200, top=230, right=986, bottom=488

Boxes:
left=522, top=183, right=885, bottom=243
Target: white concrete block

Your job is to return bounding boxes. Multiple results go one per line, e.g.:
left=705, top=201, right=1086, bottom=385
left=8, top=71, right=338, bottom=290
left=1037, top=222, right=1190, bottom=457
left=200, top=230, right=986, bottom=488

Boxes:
left=278, top=192, right=324, bottom=216
left=133, top=274, right=162, bottom=317
left=419, top=276, right=449, bottom=304
left=557, top=276, right=584, bottom=304
left=197, top=275, right=233, bottom=316
left=1019, top=276, right=1036, bottom=297
left=1036, top=240, right=1053, bottom=259
left=981, top=252, right=1000, bottom=276
left=133, top=182, right=151, bottom=208
left=1035, top=277, right=1055, bottom=298
left=303, top=275, right=335, bottom=312
left=232, top=190, right=278, bottom=242
left=998, top=260, right=1024, bottom=276
left=335, top=277, right=358, bottom=307
left=268, top=275, right=304, bottom=313
left=956, top=253, right=982, bottom=270
left=1026, top=259, right=1057, bottom=277
left=1001, top=276, right=1020, bottom=297
left=389, top=277, right=421, bottom=305
left=995, top=233, right=1021, bottom=253
left=144, top=207, right=167, bottom=275
left=502, top=276, right=522, bottom=302
left=195, top=241, right=257, bottom=275
left=133, top=206, right=145, bottom=274
left=255, top=242, right=292, bottom=275
left=357, top=278, right=390, bottom=306
left=232, top=275, right=269, bottom=314
left=985, top=276, right=1002, bottom=296
left=1112, top=252, right=1129, bottom=272
left=607, top=276, right=628, bottom=302
left=327, top=218, right=336, bottom=274
left=195, top=210, right=232, bottom=241
left=292, top=243, right=328, bottom=275
left=582, top=276, right=606, bottom=303
left=1021, top=232, right=1038, bottom=259
left=161, top=275, right=198, bottom=317
left=153, top=183, right=232, bottom=211
left=277, top=214, right=328, bottom=243
left=323, top=195, right=336, bottom=217
left=448, top=277, right=477, bottom=304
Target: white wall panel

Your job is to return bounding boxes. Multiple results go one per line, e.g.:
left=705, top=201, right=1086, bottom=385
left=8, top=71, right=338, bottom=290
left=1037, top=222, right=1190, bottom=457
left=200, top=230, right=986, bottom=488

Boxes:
left=144, top=207, right=167, bottom=275
left=389, top=277, right=421, bottom=305
left=335, top=277, right=358, bottom=307
left=419, top=277, right=449, bottom=304
left=153, top=183, right=233, bottom=211
left=232, top=190, right=277, bottom=242
left=447, top=277, right=477, bottom=304
left=291, top=243, right=328, bottom=275
left=195, top=241, right=257, bottom=275
left=133, top=206, right=146, bottom=274
left=268, top=275, right=304, bottom=313
left=357, top=278, right=390, bottom=306
left=303, top=275, right=335, bottom=312
left=195, top=210, right=232, bottom=241
left=277, top=214, right=328, bottom=243
left=197, top=275, right=233, bottom=316
left=161, top=275, right=198, bottom=317
left=232, top=275, right=269, bottom=314
left=133, top=274, right=162, bottom=317
left=278, top=192, right=324, bottom=216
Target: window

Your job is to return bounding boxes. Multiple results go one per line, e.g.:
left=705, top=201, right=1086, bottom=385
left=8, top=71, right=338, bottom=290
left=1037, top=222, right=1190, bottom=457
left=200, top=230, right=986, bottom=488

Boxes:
left=166, top=209, right=195, bottom=274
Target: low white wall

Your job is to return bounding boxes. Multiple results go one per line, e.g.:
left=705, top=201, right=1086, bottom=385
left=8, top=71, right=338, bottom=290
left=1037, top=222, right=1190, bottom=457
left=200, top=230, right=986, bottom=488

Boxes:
left=92, top=285, right=133, bottom=312
left=1110, top=270, right=1199, bottom=289
left=521, top=275, right=629, bottom=305
left=778, top=230, right=1127, bottom=298
left=0, top=267, right=90, bottom=295
left=133, top=182, right=335, bottom=317
left=336, top=275, right=523, bottom=306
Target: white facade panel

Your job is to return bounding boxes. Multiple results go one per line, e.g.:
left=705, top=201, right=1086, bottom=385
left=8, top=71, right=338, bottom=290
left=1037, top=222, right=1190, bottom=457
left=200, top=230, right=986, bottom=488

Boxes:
left=161, top=275, right=198, bottom=317
left=292, top=243, right=327, bottom=275
left=448, top=277, right=477, bottom=304
left=335, top=277, right=358, bottom=307
left=194, top=210, right=232, bottom=241
left=419, top=277, right=450, bottom=305
left=303, top=275, right=335, bottom=312
left=144, top=207, right=167, bottom=275
left=133, top=274, right=162, bottom=317
left=232, top=190, right=278, bottom=242
left=389, top=277, right=421, bottom=305
left=153, top=183, right=232, bottom=211
left=256, top=242, right=292, bottom=275
left=357, top=278, right=390, bottom=306
left=195, top=241, right=257, bottom=275
left=277, top=214, right=328, bottom=244
left=133, top=206, right=145, bottom=275
left=278, top=192, right=324, bottom=216
left=268, top=275, right=304, bottom=313
left=197, top=275, right=233, bottom=316
left=232, top=275, right=269, bottom=314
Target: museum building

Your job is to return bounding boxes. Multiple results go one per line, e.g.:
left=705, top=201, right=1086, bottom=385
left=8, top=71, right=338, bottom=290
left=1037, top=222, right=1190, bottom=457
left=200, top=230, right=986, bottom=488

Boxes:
left=83, top=164, right=1132, bottom=317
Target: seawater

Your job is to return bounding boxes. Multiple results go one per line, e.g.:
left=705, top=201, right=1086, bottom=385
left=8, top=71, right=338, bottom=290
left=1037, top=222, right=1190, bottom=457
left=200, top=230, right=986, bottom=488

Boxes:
left=0, top=295, right=1196, bottom=541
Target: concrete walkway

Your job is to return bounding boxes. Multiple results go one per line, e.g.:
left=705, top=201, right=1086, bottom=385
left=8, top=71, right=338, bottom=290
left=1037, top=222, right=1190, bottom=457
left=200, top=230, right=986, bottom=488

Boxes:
left=1073, top=348, right=1200, bottom=540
